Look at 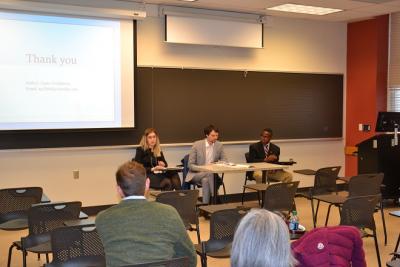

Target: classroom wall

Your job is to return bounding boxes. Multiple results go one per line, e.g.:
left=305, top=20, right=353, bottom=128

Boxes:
left=0, top=10, right=347, bottom=207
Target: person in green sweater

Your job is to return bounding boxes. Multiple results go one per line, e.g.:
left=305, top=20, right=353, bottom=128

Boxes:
left=95, top=161, right=197, bottom=267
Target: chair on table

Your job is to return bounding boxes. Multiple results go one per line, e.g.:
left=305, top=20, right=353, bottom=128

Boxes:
left=314, top=173, right=387, bottom=244
left=7, top=201, right=82, bottom=267
left=263, top=181, right=299, bottom=217
left=340, top=195, right=381, bottom=267
left=296, top=166, right=341, bottom=228
left=195, top=208, right=245, bottom=267
left=156, top=190, right=201, bottom=243
left=181, top=154, right=226, bottom=203
left=122, top=257, right=189, bottom=267
left=45, top=225, right=105, bottom=267
left=0, top=187, right=43, bottom=231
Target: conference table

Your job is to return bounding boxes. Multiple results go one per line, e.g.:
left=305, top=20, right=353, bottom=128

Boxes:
left=191, top=162, right=288, bottom=204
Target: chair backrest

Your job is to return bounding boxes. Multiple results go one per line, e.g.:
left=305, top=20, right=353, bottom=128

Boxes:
left=206, top=208, right=245, bottom=252
left=0, top=187, right=43, bottom=222
left=340, top=195, right=380, bottom=230
left=181, top=154, right=190, bottom=180
left=263, top=181, right=299, bottom=213
left=122, top=257, right=189, bottom=267
left=156, top=190, right=199, bottom=227
left=348, top=173, right=384, bottom=197
left=50, top=225, right=105, bottom=264
left=22, top=201, right=82, bottom=248
left=244, top=152, right=254, bottom=180
left=313, top=166, right=341, bottom=195
left=244, top=152, right=250, bottom=163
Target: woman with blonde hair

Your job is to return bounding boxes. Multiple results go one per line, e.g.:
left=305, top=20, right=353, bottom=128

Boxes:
left=231, top=209, right=297, bottom=267
left=134, top=128, right=181, bottom=190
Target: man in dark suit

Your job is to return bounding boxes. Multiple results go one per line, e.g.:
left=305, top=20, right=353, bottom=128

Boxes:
left=249, top=128, right=293, bottom=183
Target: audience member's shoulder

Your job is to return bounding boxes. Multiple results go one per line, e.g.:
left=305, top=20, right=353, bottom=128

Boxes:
left=96, top=202, right=121, bottom=220
left=149, top=201, right=180, bottom=217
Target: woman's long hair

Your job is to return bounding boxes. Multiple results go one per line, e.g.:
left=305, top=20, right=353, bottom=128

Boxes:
left=139, top=128, right=161, bottom=157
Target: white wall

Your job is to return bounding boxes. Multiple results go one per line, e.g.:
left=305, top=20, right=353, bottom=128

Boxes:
left=0, top=10, right=347, bottom=207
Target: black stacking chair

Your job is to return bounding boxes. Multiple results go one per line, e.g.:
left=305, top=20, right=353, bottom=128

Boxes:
left=0, top=187, right=43, bottom=231
left=7, top=201, right=82, bottom=267
left=340, top=195, right=381, bottom=267
left=297, top=166, right=341, bottom=227
left=123, top=257, right=189, bottom=267
left=195, top=208, right=245, bottom=267
left=156, top=190, right=201, bottom=243
left=263, top=181, right=299, bottom=216
left=314, top=173, right=387, bottom=244
left=45, top=225, right=105, bottom=267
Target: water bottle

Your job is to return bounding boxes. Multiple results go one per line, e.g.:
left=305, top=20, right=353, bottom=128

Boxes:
left=289, top=210, right=299, bottom=231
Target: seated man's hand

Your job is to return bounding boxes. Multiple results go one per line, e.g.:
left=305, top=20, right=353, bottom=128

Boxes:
left=265, top=154, right=278, bottom=162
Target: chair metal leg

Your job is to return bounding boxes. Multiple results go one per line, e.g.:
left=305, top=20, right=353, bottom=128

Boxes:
left=7, top=243, right=16, bottom=267
left=310, top=198, right=316, bottom=228
left=201, top=242, right=207, bottom=267
left=196, top=224, right=201, bottom=244
left=314, top=200, right=320, bottom=226
left=395, top=233, right=400, bottom=253
left=380, top=202, right=387, bottom=245
left=241, top=186, right=246, bottom=205
left=324, top=204, right=334, bottom=226
left=373, top=230, right=382, bottom=267
left=46, top=253, right=50, bottom=263
left=23, top=249, right=27, bottom=267
left=257, top=191, right=261, bottom=207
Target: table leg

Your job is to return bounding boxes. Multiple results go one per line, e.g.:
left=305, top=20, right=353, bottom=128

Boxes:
left=212, top=173, right=218, bottom=204
left=262, top=170, right=267, bottom=184
left=395, top=233, right=400, bottom=253
left=261, top=170, right=267, bottom=207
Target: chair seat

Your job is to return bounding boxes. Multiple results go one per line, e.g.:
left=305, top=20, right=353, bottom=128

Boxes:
left=0, top=219, right=28, bottom=231
left=195, top=243, right=231, bottom=258
left=45, top=255, right=106, bottom=267
left=243, top=183, right=269, bottom=191
left=313, top=194, right=346, bottom=204
left=387, top=259, right=400, bottom=267
left=13, top=240, right=52, bottom=254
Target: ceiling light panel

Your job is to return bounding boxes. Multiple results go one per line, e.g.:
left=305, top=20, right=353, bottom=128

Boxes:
left=267, top=4, right=343, bottom=16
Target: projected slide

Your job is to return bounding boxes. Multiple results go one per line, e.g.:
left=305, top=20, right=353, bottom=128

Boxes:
left=0, top=11, right=134, bottom=130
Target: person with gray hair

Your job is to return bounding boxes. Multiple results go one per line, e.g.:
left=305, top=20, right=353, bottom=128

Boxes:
left=231, top=209, right=297, bottom=267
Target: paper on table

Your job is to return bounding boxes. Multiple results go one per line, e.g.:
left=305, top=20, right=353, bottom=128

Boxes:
left=214, top=162, right=250, bottom=168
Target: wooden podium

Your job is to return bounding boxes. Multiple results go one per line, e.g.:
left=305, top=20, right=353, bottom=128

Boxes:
left=357, top=134, right=400, bottom=199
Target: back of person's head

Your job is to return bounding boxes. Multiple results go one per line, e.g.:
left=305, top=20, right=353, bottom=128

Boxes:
left=231, top=209, right=297, bottom=267
left=204, top=124, right=219, bottom=136
left=116, top=161, right=147, bottom=197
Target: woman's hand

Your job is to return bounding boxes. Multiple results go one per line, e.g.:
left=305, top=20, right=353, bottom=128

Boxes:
left=152, top=165, right=165, bottom=172
left=158, top=161, right=166, bottom=167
